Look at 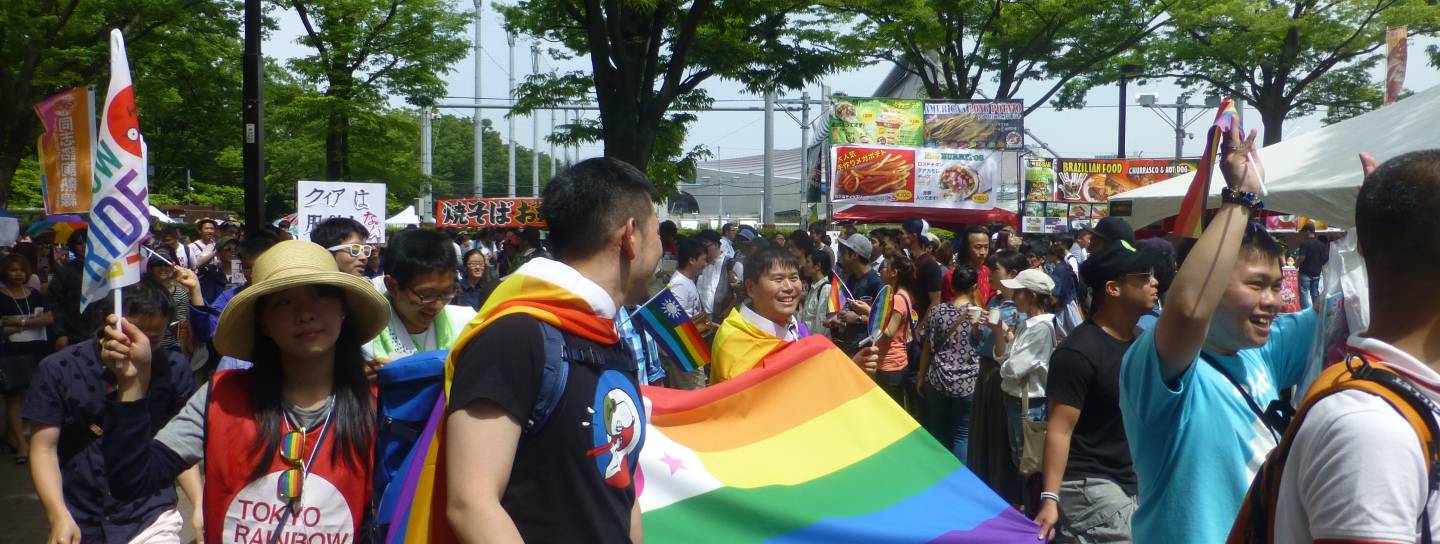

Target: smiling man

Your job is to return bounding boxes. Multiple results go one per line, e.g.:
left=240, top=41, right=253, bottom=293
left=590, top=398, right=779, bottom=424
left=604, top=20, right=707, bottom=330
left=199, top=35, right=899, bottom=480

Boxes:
left=710, top=246, right=808, bottom=385
left=364, top=229, right=477, bottom=363
left=1119, top=124, right=1316, bottom=543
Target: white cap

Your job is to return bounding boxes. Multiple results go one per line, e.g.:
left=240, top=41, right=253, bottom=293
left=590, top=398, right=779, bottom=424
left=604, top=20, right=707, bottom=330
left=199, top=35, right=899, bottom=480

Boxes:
left=1000, top=268, right=1055, bottom=295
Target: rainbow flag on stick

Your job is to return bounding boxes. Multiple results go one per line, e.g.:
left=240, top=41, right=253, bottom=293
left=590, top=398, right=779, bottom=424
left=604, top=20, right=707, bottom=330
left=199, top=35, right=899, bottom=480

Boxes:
left=634, top=287, right=713, bottom=372
left=1171, top=98, right=1240, bottom=239
left=638, top=336, right=1038, bottom=541
left=827, top=272, right=849, bottom=315
left=868, top=284, right=893, bottom=341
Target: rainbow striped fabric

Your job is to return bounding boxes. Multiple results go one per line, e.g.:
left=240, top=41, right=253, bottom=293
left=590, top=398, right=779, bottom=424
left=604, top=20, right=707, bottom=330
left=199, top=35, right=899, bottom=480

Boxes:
left=634, top=287, right=712, bottom=372
left=1172, top=97, right=1240, bottom=238
left=868, top=284, right=894, bottom=340
left=828, top=272, right=849, bottom=315
left=638, top=336, right=1038, bottom=542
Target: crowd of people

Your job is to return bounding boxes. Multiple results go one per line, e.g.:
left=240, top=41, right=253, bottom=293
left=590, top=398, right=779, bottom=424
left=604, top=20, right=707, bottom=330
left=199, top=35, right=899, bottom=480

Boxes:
left=0, top=131, right=1438, bottom=543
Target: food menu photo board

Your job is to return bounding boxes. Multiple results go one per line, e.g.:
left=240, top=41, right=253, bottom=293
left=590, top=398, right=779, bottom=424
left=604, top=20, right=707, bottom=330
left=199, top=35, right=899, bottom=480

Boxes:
left=829, top=98, right=925, bottom=147
left=831, top=145, right=1001, bottom=209
left=1025, top=159, right=1055, bottom=201
left=1052, top=158, right=1197, bottom=203
left=923, top=100, right=1025, bottom=150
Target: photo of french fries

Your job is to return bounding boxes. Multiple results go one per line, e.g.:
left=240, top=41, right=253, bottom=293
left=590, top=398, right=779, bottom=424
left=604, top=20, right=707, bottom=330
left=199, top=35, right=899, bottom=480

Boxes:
left=837, top=152, right=914, bottom=196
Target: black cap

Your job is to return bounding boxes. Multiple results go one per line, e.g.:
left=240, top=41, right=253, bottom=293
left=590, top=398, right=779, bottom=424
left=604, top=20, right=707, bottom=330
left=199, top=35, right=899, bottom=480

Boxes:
left=1091, top=216, right=1135, bottom=243
left=1080, top=240, right=1159, bottom=293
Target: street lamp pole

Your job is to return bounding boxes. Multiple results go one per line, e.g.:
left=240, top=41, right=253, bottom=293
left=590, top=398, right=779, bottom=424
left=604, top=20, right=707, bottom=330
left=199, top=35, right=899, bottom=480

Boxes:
left=1117, top=63, right=1143, bottom=159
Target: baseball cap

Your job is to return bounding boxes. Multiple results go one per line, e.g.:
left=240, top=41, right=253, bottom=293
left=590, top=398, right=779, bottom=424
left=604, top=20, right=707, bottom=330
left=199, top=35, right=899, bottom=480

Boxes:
left=1080, top=239, right=1160, bottom=292
left=1090, top=216, right=1135, bottom=243
left=1001, top=268, right=1055, bottom=295
left=837, top=233, right=873, bottom=261
left=736, top=229, right=760, bottom=244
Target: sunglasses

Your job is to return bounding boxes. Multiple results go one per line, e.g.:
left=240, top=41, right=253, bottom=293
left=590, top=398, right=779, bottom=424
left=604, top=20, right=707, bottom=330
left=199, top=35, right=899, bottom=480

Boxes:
left=277, top=430, right=306, bottom=503
left=327, top=243, right=373, bottom=258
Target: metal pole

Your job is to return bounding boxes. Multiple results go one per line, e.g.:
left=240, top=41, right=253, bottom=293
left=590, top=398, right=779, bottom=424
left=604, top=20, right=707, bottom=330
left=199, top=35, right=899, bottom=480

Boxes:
left=531, top=44, right=540, bottom=197
left=242, top=0, right=265, bottom=228
left=821, top=84, right=832, bottom=224
left=507, top=32, right=517, bottom=197
left=799, top=91, right=810, bottom=229
left=472, top=0, right=483, bottom=198
left=1174, top=104, right=1186, bottom=159
left=763, top=90, right=775, bottom=225
left=1118, top=76, right=1128, bottom=159
left=549, top=107, right=557, bottom=176
left=420, top=107, right=433, bottom=222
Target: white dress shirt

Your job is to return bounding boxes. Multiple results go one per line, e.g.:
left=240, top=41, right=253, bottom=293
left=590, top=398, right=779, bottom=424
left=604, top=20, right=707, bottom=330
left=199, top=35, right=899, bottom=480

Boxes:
left=739, top=304, right=801, bottom=341
left=668, top=270, right=701, bottom=318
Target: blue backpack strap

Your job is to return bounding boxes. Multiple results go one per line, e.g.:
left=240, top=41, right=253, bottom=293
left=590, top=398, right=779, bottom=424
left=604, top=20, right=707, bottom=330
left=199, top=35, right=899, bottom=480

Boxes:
left=525, top=322, right=572, bottom=435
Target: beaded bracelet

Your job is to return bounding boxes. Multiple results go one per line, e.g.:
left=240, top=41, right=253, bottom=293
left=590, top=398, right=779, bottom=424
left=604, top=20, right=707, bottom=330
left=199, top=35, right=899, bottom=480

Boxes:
left=1221, top=186, right=1264, bottom=211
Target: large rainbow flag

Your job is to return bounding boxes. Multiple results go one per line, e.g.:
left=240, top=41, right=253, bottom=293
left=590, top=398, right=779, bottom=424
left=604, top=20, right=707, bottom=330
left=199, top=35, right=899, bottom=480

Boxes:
left=637, top=335, right=1038, bottom=542
left=1171, top=97, right=1240, bottom=238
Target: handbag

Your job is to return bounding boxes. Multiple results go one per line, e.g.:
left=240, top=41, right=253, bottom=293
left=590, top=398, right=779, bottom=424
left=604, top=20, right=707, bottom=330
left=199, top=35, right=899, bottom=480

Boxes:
left=1018, top=373, right=1049, bottom=477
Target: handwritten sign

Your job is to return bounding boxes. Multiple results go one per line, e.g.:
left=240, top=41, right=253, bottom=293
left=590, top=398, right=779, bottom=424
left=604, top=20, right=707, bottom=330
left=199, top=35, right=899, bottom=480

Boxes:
left=435, top=198, right=546, bottom=229
left=297, top=181, right=386, bottom=243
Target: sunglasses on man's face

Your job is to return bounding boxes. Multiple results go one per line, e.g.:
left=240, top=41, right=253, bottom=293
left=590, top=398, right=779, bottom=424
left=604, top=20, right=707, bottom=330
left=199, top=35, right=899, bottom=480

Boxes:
left=327, top=243, right=373, bottom=258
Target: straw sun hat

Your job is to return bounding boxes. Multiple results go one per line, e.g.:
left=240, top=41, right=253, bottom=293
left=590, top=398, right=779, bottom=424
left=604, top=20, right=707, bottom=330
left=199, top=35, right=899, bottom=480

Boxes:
left=214, top=240, right=389, bottom=361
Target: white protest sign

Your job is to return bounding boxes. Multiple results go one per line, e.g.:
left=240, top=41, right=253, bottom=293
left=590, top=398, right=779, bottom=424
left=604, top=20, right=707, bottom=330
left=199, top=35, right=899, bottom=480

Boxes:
left=296, top=181, right=387, bottom=244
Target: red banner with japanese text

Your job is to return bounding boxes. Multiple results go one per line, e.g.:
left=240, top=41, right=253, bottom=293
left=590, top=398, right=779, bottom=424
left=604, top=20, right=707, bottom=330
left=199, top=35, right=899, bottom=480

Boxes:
left=435, top=198, right=546, bottom=229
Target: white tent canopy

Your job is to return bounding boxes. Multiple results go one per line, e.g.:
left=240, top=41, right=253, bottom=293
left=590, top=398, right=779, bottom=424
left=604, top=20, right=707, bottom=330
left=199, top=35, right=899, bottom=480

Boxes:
left=1110, top=83, right=1440, bottom=229
left=386, top=205, right=420, bottom=226
left=148, top=205, right=178, bottom=224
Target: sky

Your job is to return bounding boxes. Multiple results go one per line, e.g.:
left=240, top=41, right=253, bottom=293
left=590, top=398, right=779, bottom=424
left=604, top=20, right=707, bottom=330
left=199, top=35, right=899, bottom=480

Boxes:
left=263, top=6, right=1439, bottom=173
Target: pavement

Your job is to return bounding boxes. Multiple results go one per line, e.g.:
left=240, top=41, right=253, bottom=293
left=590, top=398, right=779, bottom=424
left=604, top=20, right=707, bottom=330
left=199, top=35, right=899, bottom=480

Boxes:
left=0, top=412, right=196, bottom=543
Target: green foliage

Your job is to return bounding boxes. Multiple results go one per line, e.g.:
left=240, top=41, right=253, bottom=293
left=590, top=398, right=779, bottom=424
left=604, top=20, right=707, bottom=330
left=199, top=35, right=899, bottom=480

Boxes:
left=500, top=0, right=862, bottom=196
left=840, top=0, right=1167, bottom=114
left=279, top=0, right=470, bottom=178
left=0, top=0, right=241, bottom=208
left=1102, top=0, right=1439, bottom=144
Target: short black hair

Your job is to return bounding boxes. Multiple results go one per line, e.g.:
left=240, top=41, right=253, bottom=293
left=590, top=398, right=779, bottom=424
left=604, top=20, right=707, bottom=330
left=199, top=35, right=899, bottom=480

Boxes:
left=1240, top=223, right=1285, bottom=263
left=990, top=249, right=1029, bottom=275
left=964, top=225, right=988, bottom=240
left=97, top=281, right=173, bottom=320
left=239, top=231, right=279, bottom=261
left=196, top=218, right=217, bottom=229
left=659, top=220, right=678, bottom=239
left=676, top=236, right=706, bottom=268
left=951, top=264, right=979, bottom=292
left=1356, top=150, right=1440, bottom=270
left=901, top=218, right=925, bottom=237
left=697, top=229, right=722, bottom=244
left=787, top=229, right=815, bottom=255
left=160, top=225, right=180, bottom=238
left=809, top=222, right=826, bottom=235
left=384, top=228, right=458, bottom=287
left=1299, top=223, right=1316, bottom=234
left=310, top=217, right=369, bottom=249
left=541, top=157, right=657, bottom=261
left=810, top=248, right=834, bottom=280
left=66, top=228, right=88, bottom=248
left=743, top=246, right=800, bottom=284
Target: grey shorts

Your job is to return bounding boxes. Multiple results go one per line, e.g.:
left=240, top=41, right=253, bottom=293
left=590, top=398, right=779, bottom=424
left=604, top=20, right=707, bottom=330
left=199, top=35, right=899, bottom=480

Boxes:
left=1058, top=477, right=1138, bottom=544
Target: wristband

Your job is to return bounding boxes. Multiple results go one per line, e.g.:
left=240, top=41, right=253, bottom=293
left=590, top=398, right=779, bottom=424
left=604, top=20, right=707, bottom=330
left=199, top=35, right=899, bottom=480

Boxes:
left=1040, top=492, right=1060, bottom=503
left=1221, top=187, right=1264, bottom=211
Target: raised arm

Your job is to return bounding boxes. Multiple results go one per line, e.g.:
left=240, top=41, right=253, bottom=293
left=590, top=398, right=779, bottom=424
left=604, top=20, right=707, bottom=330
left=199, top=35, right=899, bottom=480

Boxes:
left=1153, top=124, right=1263, bottom=384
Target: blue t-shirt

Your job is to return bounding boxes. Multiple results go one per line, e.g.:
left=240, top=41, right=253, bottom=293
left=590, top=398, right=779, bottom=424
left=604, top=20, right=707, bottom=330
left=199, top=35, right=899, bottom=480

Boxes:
left=1119, top=308, right=1316, bottom=544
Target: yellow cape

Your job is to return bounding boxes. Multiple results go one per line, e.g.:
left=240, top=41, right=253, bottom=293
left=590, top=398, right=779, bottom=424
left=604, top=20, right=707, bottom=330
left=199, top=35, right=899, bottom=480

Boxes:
left=709, top=308, right=788, bottom=385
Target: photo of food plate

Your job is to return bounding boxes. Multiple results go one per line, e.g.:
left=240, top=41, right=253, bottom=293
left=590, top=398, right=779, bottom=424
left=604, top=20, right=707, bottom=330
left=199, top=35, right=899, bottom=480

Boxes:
left=836, top=151, right=914, bottom=197
left=1084, top=174, right=1111, bottom=202
left=938, top=163, right=980, bottom=201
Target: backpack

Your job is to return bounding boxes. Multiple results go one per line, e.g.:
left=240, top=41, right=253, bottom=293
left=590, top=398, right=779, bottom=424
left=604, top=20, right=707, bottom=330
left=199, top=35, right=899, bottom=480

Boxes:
left=371, top=321, right=632, bottom=541
left=1228, top=353, right=1440, bottom=543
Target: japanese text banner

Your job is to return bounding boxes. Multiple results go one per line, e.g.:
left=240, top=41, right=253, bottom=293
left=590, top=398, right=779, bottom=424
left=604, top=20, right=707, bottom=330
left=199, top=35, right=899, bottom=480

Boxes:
left=435, top=198, right=546, bottom=229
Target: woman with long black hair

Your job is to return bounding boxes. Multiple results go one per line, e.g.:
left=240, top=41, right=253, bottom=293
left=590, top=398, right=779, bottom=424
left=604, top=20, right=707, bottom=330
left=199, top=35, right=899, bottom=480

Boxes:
left=98, top=240, right=390, bottom=543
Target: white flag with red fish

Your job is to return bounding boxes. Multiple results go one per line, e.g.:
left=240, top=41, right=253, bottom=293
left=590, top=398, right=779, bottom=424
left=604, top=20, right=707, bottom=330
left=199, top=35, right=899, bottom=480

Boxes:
left=81, top=29, right=151, bottom=309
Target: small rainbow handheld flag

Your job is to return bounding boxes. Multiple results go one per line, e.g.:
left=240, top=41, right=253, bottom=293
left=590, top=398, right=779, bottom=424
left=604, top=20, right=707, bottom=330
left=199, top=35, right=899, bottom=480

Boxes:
left=827, top=272, right=849, bottom=315
left=635, top=287, right=713, bottom=372
left=868, top=284, right=893, bottom=341
left=1172, top=97, right=1240, bottom=238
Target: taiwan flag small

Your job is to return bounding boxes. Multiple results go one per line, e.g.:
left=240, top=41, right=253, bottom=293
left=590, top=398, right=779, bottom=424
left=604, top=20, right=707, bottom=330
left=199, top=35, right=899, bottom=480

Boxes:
left=634, top=288, right=712, bottom=373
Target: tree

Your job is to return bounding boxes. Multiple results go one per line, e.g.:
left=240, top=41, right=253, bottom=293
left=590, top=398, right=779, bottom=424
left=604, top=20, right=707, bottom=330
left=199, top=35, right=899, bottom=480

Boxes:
left=429, top=113, right=557, bottom=198
left=500, top=0, right=862, bottom=196
left=1131, top=0, right=1438, bottom=145
left=281, top=0, right=470, bottom=180
left=839, top=0, right=1168, bottom=115
left=0, top=0, right=237, bottom=208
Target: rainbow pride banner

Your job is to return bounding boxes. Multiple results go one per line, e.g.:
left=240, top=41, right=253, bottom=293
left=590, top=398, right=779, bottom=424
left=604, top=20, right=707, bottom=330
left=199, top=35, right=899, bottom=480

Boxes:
left=637, top=336, right=1038, bottom=542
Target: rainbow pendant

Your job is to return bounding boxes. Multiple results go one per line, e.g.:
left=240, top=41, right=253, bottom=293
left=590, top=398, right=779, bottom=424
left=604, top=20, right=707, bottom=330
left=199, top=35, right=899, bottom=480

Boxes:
left=280, top=431, right=304, bottom=462
left=278, top=468, right=302, bottom=500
